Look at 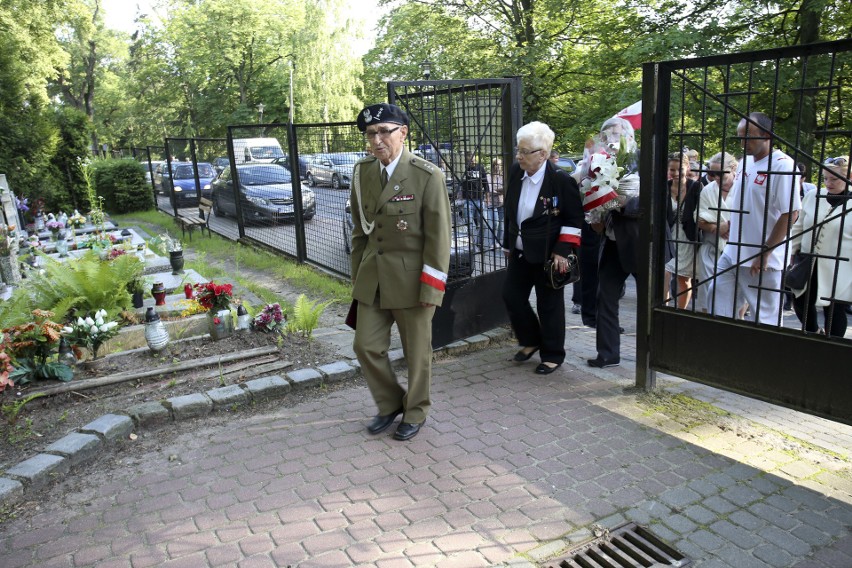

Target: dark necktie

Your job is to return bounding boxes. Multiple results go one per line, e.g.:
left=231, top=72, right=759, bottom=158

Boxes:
left=381, top=168, right=388, bottom=189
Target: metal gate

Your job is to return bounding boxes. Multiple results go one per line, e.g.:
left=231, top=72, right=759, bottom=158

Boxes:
left=637, top=39, right=852, bottom=424
left=389, top=77, right=523, bottom=346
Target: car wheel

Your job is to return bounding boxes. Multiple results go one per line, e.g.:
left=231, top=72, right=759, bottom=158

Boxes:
left=306, top=173, right=315, bottom=187
left=331, top=174, right=340, bottom=190
left=213, top=196, right=225, bottom=217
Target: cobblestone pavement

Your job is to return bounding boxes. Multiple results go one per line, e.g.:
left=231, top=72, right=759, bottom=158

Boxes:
left=1, top=279, right=850, bottom=567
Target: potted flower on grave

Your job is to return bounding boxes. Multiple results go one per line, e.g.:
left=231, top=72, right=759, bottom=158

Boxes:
left=147, top=233, right=184, bottom=274
left=61, top=309, right=120, bottom=360
left=194, top=281, right=234, bottom=340
left=45, top=220, right=65, bottom=240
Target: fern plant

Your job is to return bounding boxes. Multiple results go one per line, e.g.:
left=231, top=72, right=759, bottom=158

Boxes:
left=286, top=294, right=332, bottom=339
left=0, top=251, right=143, bottom=328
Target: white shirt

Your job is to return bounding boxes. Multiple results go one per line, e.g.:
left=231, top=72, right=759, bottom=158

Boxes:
left=515, top=161, right=547, bottom=250
left=380, top=151, right=403, bottom=181
left=722, top=150, right=801, bottom=270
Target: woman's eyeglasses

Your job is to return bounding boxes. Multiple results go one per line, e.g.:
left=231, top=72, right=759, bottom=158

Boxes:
left=824, top=157, right=849, bottom=167
left=515, top=147, right=543, bottom=156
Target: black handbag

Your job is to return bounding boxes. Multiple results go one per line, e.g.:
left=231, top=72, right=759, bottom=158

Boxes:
left=544, top=254, right=580, bottom=289
left=785, top=253, right=814, bottom=291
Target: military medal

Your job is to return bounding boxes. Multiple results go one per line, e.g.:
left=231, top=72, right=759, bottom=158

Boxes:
left=397, top=219, right=409, bottom=231
left=394, top=184, right=400, bottom=191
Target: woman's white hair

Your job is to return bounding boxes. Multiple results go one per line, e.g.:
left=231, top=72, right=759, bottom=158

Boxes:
left=708, top=151, right=738, bottom=174
left=600, top=117, right=637, bottom=152
left=516, top=121, right=555, bottom=153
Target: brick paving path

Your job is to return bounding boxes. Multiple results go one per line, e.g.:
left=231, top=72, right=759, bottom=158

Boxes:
left=1, top=280, right=850, bottom=567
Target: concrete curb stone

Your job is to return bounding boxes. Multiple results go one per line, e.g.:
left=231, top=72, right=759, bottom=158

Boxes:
left=79, top=413, right=134, bottom=441
left=243, top=374, right=290, bottom=399
left=4, top=454, right=68, bottom=491
left=206, top=384, right=249, bottom=408
left=126, top=401, right=171, bottom=426
left=43, top=432, right=102, bottom=467
left=166, top=392, right=212, bottom=419
left=286, top=367, right=323, bottom=388
left=0, top=477, right=23, bottom=506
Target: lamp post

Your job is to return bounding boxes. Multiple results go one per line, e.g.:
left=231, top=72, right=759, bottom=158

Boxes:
left=419, top=58, right=433, bottom=80
left=257, top=102, right=265, bottom=123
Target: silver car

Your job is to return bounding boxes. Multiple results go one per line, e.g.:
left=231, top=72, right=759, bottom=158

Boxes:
left=306, top=152, right=366, bottom=189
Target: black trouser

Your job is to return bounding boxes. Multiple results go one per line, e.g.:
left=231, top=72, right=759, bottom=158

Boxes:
left=502, top=249, right=566, bottom=365
left=793, top=268, right=849, bottom=337
left=579, top=222, right=601, bottom=325
left=595, top=239, right=637, bottom=362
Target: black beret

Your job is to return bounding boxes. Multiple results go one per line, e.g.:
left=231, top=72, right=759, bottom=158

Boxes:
left=356, top=103, right=409, bottom=132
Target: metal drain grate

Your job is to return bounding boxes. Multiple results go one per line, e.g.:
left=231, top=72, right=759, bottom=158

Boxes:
left=543, top=522, right=691, bottom=568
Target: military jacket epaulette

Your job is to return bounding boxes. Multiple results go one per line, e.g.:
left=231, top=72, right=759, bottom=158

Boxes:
left=356, top=155, right=377, bottom=165
left=409, top=156, right=438, bottom=174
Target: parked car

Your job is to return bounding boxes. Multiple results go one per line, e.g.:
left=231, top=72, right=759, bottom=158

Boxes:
left=210, top=164, right=315, bottom=225
left=271, top=154, right=311, bottom=180
left=154, top=162, right=216, bottom=205
left=306, top=152, right=366, bottom=189
left=212, top=156, right=230, bottom=175
left=555, top=156, right=579, bottom=174
left=140, top=160, right=164, bottom=183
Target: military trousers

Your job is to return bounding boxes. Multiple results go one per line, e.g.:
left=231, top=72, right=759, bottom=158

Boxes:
left=353, top=299, right=436, bottom=424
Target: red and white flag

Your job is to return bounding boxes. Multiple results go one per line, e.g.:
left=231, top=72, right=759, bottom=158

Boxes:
left=614, top=100, right=642, bottom=130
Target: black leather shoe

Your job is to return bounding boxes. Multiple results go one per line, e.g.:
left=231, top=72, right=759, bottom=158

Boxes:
left=535, top=362, right=561, bottom=375
left=393, top=422, right=423, bottom=441
left=512, top=347, right=539, bottom=362
left=587, top=357, right=620, bottom=368
left=367, top=408, right=403, bottom=435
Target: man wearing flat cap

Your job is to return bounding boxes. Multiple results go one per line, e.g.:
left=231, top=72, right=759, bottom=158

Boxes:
left=349, top=102, right=452, bottom=441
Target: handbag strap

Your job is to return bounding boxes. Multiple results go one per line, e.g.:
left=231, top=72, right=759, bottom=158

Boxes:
left=353, top=162, right=376, bottom=235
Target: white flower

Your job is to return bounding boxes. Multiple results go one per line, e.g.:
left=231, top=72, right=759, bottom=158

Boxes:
left=99, top=324, right=110, bottom=332
left=103, top=322, right=118, bottom=331
left=95, top=309, right=107, bottom=319
left=77, top=317, right=86, bottom=327
left=84, top=317, right=95, bottom=326
left=90, top=325, right=99, bottom=335
left=61, top=326, right=73, bottom=334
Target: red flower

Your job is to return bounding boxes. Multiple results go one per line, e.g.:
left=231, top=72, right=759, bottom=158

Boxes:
left=213, top=317, right=221, bottom=324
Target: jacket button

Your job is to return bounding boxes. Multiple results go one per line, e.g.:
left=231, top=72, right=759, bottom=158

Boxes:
left=378, top=223, right=383, bottom=229
left=378, top=250, right=383, bottom=255
left=377, top=237, right=383, bottom=242
left=399, top=208, right=404, bottom=213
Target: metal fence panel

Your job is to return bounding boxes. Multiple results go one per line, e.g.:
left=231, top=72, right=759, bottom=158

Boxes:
left=638, top=39, right=852, bottom=424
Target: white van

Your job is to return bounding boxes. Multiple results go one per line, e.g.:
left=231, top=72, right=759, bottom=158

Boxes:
left=231, top=138, right=285, bottom=164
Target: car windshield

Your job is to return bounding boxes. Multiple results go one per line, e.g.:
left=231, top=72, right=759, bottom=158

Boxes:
left=174, top=164, right=215, bottom=179
left=238, top=166, right=291, bottom=185
left=250, top=146, right=285, bottom=160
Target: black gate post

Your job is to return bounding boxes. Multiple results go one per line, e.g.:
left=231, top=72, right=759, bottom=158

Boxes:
left=288, top=121, right=308, bottom=263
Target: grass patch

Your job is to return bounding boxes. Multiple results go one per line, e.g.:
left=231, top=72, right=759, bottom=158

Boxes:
left=637, top=391, right=730, bottom=430
left=111, top=209, right=351, bottom=307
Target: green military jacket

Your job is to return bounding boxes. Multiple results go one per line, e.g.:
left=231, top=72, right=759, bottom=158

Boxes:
left=350, top=148, right=452, bottom=309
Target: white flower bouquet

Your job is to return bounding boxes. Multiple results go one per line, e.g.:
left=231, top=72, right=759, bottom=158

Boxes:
left=579, top=134, right=639, bottom=224
left=62, top=309, right=120, bottom=359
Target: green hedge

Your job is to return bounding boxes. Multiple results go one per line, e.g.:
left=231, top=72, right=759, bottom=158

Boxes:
left=91, top=159, right=153, bottom=213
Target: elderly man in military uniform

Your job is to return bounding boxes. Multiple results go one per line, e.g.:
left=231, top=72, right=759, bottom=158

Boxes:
left=349, top=103, right=452, bottom=441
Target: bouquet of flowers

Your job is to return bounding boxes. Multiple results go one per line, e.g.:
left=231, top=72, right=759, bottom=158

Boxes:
left=68, top=210, right=87, bottom=229
left=252, top=303, right=285, bottom=333
left=194, top=281, right=233, bottom=313
left=61, top=309, right=120, bottom=359
left=147, top=232, right=182, bottom=256
left=46, top=220, right=65, bottom=235
left=579, top=134, right=639, bottom=224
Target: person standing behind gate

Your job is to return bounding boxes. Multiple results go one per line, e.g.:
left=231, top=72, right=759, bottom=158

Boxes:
left=349, top=103, right=452, bottom=441
left=711, top=112, right=800, bottom=325
left=461, top=151, right=489, bottom=246
left=789, top=156, right=852, bottom=337
left=694, top=151, right=737, bottom=313
left=502, top=121, right=583, bottom=374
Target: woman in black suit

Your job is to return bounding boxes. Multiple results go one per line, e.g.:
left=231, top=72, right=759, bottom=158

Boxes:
left=502, top=121, right=584, bottom=374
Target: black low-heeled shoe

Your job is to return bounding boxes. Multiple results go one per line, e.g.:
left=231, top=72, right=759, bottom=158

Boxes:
left=512, top=347, right=539, bottom=362
left=535, top=362, right=561, bottom=375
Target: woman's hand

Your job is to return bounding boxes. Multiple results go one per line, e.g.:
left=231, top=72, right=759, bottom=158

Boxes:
left=552, top=254, right=571, bottom=274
